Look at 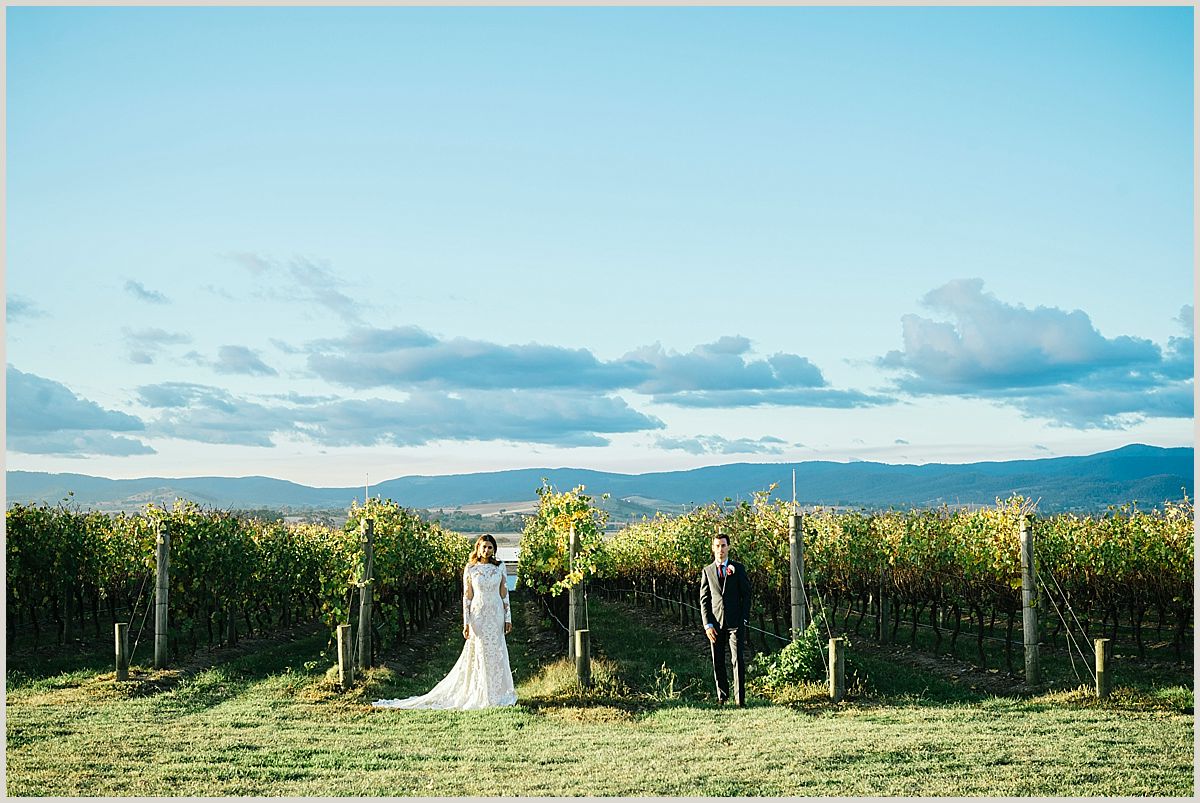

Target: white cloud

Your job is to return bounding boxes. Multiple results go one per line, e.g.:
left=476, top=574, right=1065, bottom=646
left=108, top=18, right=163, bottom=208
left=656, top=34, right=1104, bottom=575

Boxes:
left=7, top=295, right=46, bottom=322
left=124, top=280, right=170, bottom=304
left=135, top=383, right=665, bottom=449
left=304, top=328, right=885, bottom=409
left=655, top=434, right=787, bottom=455
left=879, top=279, right=1193, bottom=428
left=880, top=279, right=1161, bottom=392
left=228, top=253, right=367, bottom=324
left=122, top=327, right=192, bottom=364
left=6, top=366, right=154, bottom=456
left=213, top=345, right=277, bottom=377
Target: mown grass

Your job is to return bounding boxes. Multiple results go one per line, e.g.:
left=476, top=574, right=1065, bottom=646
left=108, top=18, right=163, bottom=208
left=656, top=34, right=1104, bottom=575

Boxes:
left=5, top=593, right=1194, bottom=796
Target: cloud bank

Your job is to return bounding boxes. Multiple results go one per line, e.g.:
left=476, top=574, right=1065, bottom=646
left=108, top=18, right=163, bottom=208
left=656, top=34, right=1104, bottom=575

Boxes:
left=7, top=366, right=155, bottom=456
left=656, top=434, right=788, bottom=455
left=304, top=328, right=889, bottom=409
left=879, top=280, right=1193, bottom=428
left=136, top=382, right=664, bottom=448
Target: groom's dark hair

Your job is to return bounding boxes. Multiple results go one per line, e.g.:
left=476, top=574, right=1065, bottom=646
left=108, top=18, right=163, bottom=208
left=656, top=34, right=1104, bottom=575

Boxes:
left=713, top=532, right=729, bottom=545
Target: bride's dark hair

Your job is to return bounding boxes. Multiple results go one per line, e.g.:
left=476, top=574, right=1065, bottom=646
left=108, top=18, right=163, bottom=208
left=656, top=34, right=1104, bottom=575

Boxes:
left=468, top=533, right=501, bottom=566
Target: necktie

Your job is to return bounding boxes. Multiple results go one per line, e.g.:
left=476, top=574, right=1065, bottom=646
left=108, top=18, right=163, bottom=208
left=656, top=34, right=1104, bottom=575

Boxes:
left=719, top=564, right=726, bottom=578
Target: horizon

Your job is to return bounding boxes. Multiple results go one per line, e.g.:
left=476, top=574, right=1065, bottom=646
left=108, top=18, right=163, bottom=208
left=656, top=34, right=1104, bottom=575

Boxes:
left=7, top=441, right=1187, bottom=488
left=6, top=7, right=1194, bottom=487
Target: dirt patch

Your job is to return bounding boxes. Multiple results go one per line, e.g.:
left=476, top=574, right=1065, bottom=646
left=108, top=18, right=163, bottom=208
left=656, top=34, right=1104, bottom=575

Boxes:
left=601, top=595, right=714, bottom=663
left=514, top=597, right=573, bottom=665
left=367, top=594, right=559, bottom=690
left=11, top=621, right=328, bottom=704
left=852, top=640, right=1029, bottom=697
left=374, top=603, right=462, bottom=672
left=172, top=621, right=327, bottom=674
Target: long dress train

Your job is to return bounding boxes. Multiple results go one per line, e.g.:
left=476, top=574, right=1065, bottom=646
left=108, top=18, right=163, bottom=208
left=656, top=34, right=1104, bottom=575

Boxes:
left=372, top=561, right=517, bottom=710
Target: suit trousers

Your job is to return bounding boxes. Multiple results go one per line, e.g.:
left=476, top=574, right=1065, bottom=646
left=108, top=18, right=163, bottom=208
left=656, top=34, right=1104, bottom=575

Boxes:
left=710, top=624, right=746, bottom=704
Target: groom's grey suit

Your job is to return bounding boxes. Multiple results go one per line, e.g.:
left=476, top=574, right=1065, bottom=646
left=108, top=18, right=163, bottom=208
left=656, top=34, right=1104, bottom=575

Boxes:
left=699, top=559, right=752, bottom=705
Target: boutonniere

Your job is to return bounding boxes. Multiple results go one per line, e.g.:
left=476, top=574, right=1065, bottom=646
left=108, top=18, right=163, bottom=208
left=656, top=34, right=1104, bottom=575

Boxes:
left=725, top=565, right=735, bottom=576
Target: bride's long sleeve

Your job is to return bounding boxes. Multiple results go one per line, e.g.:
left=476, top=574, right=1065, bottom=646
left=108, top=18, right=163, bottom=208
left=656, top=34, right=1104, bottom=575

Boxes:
left=500, top=562, right=511, bottom=624
left=462, top=565, right=474, bottom=627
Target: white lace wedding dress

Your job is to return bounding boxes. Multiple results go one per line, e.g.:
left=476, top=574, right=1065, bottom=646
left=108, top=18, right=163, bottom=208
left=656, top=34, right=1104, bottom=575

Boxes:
left=372, top=561, right=517, bottom=710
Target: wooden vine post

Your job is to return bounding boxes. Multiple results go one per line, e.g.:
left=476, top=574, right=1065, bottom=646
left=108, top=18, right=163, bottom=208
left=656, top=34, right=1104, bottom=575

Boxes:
left=575, top=628, right=591, bottom=688
left=338, top=624, right=354, bottom=689
left=1095, top=638, right=1111, bottom=699
left=154, top=521, right=170, bottom=669
left=357, top=516, right=375, bottom=671
left=1020, top=514, right=1041, bottom=685
left=829, top=637, right=846, bottom=702
left=568, top=523, right=582, bottom=658
left=115, top=622, right=129, bottom=681
left=788, top=509, right=808, bottom=636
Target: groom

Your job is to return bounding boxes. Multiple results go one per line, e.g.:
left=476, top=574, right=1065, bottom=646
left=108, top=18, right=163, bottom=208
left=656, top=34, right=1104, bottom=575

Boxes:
left=699, top=532, right=752, bottom=707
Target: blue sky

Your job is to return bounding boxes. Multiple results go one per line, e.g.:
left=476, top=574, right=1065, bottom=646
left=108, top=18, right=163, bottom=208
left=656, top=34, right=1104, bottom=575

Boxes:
left=5, top=6, right=1194, bottom=487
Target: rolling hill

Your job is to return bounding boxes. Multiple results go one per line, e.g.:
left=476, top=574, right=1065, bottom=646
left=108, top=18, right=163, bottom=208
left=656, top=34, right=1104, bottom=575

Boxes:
left=5, top=444, right=1192, bottom=514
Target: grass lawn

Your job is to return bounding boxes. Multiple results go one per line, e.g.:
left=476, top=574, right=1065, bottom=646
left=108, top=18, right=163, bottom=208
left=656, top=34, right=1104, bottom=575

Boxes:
left=5, top=592, right=1194, bottom=796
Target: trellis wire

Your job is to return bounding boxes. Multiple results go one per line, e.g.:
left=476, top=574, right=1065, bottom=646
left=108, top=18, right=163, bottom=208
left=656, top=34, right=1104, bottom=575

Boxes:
left=6, top=601, right=150, bottom=636
left=825, top=597, right=1025, bottom=647
left=800, top=581, right=833, bottom=674
left=606, top=585, right=791, bottom=645
left=348, top=583, right=361, bottom=667
left=1037, top=564, right=1099, bottom=685
left=127, top=568, right=155, bottom=665
left=1040, top=561, right=1103, bottom=649
left=1037, top=576, right=1087, bottom=685
left=538, top=594, right=571, bottom=634
left=532, top=581, right=592, bottom=635
left=583, top=581, right=590, bottom=631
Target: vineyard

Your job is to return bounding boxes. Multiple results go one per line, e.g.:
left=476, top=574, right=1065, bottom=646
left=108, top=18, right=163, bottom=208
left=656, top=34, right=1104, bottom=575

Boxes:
left=6, top=485, right=1194, bottom=678
left=519, top=485, right=1194, bottom=674
left=4, top=484, right=1194, bottom=796
left=5, top=498, right=469, bottom=663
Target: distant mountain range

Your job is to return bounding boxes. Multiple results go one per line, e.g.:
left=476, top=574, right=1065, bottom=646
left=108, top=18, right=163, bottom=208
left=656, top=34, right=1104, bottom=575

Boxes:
left=5, top=444, right=1193, bottom=515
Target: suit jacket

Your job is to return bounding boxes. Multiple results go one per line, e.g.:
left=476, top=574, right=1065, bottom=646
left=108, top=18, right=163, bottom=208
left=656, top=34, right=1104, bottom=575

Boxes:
left=700, top=560, right=752, bottom=631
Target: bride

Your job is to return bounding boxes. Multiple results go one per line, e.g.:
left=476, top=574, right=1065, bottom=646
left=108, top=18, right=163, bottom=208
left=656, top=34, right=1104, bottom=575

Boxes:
left=372, top=534, right=517, bottom=710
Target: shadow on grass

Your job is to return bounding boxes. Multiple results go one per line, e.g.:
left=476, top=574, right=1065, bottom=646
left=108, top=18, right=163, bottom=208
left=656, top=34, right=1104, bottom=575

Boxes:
left=350, top=594, right=720, bottom=720
left=582, top=595, right=1194, bottom=715
left=820, top=601, right=1192, bottom=691
left=6, top=642, right=125, bottom=688
left=844, top=649, right=983, bottom=705
left=518, top=597, right=840, bottom=718
left=357, top=598, right=525, bottom=705
left=6, top=625, right=334, bottom=715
